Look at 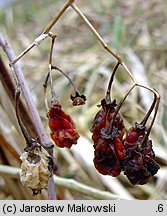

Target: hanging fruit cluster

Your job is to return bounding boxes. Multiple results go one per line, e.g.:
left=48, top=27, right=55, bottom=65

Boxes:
left=9, top=1, right=161, bottom=197
left=46, top=55, right=160, bottom=185
left=15, top=36, right=160, bottom=196
left=90, top=63, right=160, bottom=185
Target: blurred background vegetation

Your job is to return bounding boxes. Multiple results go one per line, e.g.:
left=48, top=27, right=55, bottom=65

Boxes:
left=0, top=0, right=167, bottom=200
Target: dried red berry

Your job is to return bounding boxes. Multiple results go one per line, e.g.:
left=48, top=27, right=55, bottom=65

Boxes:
left=91, top=99, right=125, bottom=177
left=123, top=123, right=160, bottom=185
left=48, top=102, right=80, bottom=148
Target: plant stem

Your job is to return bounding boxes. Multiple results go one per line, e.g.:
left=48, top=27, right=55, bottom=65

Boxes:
left=140, top=93, right=156, bottom=126
left=147, top=96, right=160, bottom=134
left=105, top=62, right=120, bottom=101
left=71, top=3, right=121, bottom=62
left=0, top=165, right=130, bottom=200
left=0, top=57, right=37, bottom=138
left=9, top=0, right=135, bottom=84
left=43, top=0, right=75, bottom=34
left=9, top=0, right=74, bottom=65
left=51, top=65, right=80, bottom=94
left=15, top=88, right=34, bottom=148
left=0, top=33, right=56, bottom=200
left=10, top=43, right=36, bottom=65
left=110, top=83, right=160, bottom=135
left=0, top=34, right=51, bottom=148
left=142, top=94, right=160, bottom=145
left=70, top=3, right=135, bottom=83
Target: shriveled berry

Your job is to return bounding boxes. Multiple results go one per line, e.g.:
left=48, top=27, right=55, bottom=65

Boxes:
left=123, top=123, right=160, bottom=185
left=91, top=99, right=125, bottom=177
left=20, top=144, right=53, bottom=195
left=48, top=102, right=79, bottom=148
left=94, top=142, right=122, bottom=176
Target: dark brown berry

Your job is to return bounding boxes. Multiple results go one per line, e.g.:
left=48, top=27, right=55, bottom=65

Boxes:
left=123, top=123, right=160, bottom=185
left=91, top=99, right=125, bottom=177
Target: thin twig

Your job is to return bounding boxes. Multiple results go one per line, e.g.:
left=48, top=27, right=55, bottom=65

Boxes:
left=0, top=33, right=56, bottom=200
left=110, top=83, right=160, bottom=137
left=142, top=94, right=160, bottom=144
left=0, top=57, right=37, bottom=137
left=9, top=0, right=134, bottom=83
left=51, top=65, right=80, bottom=94
left=0, top=34, right=51, bottom=148
left=71, top=3, right=121, bottom=62
left=0, top=165, right=131, bottom=200
left=10, top=43, right=36, bottom=66
left=9, top=0, right=74, bottom=65
left=140, top=93, right=156, bottom=126
left=105, top=62, right=120, bottom=101
left=70, top=3, right=136, bottom=83
left=43, top=0, right=75, bottom=34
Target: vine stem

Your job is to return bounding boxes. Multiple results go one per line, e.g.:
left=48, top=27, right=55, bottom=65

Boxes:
left=0, top=34, right=51, bottom=148
left=43, top=0, right=75, bottom=34
left=0, top=57, right=37, bottom=138
left=0, top=33, right=56, bottom=200
left=10, top=0, right=75, bottom=65
left=110, top=82, right=160, bottom=137
left=10, top=0, right=135, bottom=83
left=114, top=83, right=160, bottom=117
left=105, top=62, right=120, bottom=101
left=70, top=3, right=136, bottom=83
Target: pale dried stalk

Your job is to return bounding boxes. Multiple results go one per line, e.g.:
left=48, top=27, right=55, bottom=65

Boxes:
left=0, top=33, right=56, bottom=200
left=10, top=0, right=75, bottom=65
left=9, top=0, right=135, bottom=83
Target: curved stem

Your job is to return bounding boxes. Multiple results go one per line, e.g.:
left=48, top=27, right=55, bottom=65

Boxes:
left=142, top=94, right=160, bottom=145
left=105, top=62, right=120, bottom=101
left=140, top=93, right=156, bottom=126
left=51, top=65, right=80, bottom=94
left=15, top=87, right=35, bottom=149
left=115, top=83, right=137, bottom=114
left=109, top=83, right=159, bottom=136
left=147, top=96, right=160, bottom=135
left=136, top=83, right=160, bottom=100
left=115, top=83, right=159, bottom=122
left=106, top=83, right=136, bottom=134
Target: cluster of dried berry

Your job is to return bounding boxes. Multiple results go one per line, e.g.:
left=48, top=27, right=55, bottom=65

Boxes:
left=90, top=64, right=160, bottom=185
left=17, top=57, right=160, bottom=195
left=47, top=62, right=160, bottom=186
left=46, top=61, right=160, bottom=185
left=91, top=103, right=160, bottom=185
